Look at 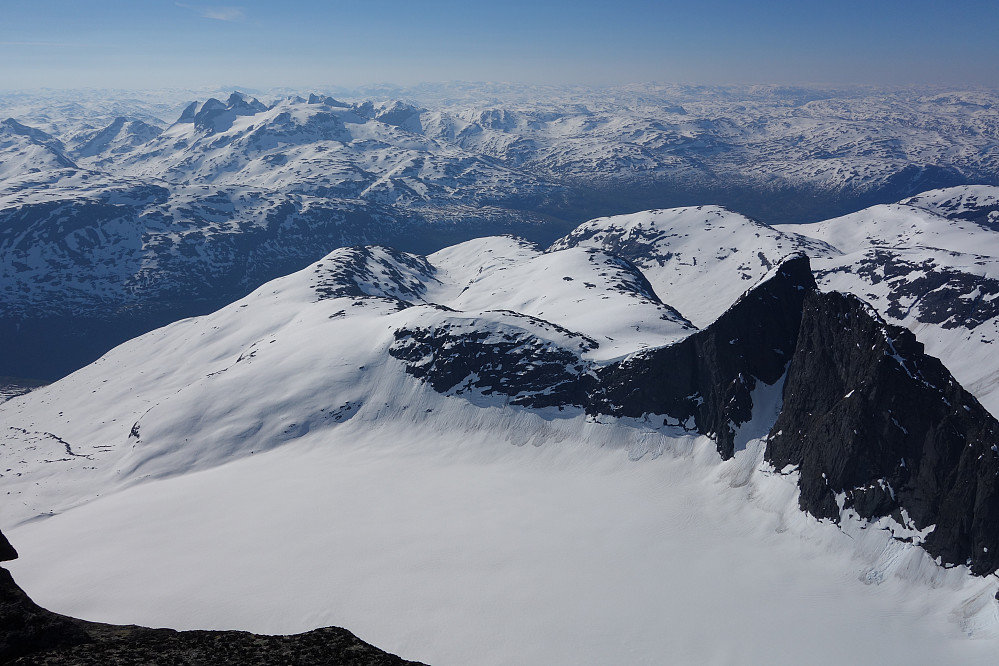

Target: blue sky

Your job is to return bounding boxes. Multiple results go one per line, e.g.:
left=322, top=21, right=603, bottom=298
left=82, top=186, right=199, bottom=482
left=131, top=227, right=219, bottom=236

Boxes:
left=2, top=0, right=997, bottom=90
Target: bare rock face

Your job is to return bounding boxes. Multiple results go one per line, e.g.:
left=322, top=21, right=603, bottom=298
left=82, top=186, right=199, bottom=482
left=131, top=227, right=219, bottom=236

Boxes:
left=590, top=254, right=816, bottom=458
left=765, top=291, right=999, bottom=574
left=0, top=532, right=15, bottom=562
left=0, top=552, right=91, bottom=663
left=390, top=254, right=817, bottom=452
left=0, top=530, right=427, bottom=665
left=4, top=623, right=428, bottom=666
left=390, top=313, right=595, bottom=410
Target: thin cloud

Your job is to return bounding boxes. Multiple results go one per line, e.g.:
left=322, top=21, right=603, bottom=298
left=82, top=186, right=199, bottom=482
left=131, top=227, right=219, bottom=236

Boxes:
left=176, top=3, right=245, bottom=22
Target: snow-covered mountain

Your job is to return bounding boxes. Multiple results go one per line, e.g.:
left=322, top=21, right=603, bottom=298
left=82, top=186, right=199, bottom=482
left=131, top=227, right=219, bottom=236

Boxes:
left=4, top=210, right=999, bottom=663
left=71, top=116, right=163, bottom=162
left=0, top=118, right=76, bottom=179
left=549, top=205, right=839, bottom=327
left=774, top=185, right=999, bottom=415
left=2, top=85, right=997, bottom=379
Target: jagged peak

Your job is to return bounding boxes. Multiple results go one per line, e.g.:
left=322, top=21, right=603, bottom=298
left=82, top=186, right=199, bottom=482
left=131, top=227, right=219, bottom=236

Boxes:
left=199, top=97, right=228, bottom=113
left=177, top=100, right=199, bottom=123
left=174, top=93, right=266, bottom=130
left=307, top=93, right=349, bottom=108
left=727, top=252, right=815, bottom=314
left=767, top=287, right=999, bottom=574
left=226, top=91, right=267, bottom=115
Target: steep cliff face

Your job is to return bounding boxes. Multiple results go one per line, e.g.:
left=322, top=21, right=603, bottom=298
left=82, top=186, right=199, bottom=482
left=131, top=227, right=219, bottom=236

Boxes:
left=766, top=291, right=999, bottom=574
left=590, top=254, right=816, bottom=458
left=389, top=254, right=817, bottom=452
left=0, top=531, right=15, bottom=562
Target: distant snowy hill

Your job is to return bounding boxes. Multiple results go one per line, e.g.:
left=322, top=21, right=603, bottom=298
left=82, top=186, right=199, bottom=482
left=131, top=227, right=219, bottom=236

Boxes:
left=72, top=117, right=163, bottom=161
left=549, top=205, right=839, bottom=327
left=0, top=118, right=76, bottom=179
left=0, top=97, right=563, bottom=379
left=3, top=222, right=999, bottom=664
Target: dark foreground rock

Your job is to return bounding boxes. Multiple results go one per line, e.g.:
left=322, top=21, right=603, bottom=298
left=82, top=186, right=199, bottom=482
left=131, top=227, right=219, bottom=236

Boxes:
left=766, top=290, right=999, bottom=574
left=0, top=532, right=427, bottom=666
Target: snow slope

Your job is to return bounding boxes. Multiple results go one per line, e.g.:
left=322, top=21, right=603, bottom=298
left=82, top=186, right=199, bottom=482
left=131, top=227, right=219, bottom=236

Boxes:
left=0, top=237, right=693, bottom=522
left=550, top=205, right=838, bottom=327
left=8, top=419, right=999, bottom=666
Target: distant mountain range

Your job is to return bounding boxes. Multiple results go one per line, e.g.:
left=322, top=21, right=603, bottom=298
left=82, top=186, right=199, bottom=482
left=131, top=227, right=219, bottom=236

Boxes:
left=1, top=85, right=997, bottom=378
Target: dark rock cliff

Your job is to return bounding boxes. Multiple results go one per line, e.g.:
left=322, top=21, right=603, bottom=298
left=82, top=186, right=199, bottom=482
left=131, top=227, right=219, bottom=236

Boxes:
left=589, top=254, right=815, bottom=458
left=389, top=255, right=816, bottom=441
left=0, top=531, right=427, bottom=666
left=0, top=533, right=15, bottom=563
left=766, top=291, right=999, bottom=574
left=389, top=313, right=595, bottom=409
left=388, top=252, right=999, bottom=575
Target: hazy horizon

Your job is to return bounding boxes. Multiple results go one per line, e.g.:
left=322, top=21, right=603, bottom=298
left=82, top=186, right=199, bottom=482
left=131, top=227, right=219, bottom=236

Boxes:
left=2, top=0, right=997, bottom=91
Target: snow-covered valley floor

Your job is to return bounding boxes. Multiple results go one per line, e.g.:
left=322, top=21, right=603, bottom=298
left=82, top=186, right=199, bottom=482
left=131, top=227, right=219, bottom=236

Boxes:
left=7, top=408, right=999, bottom=665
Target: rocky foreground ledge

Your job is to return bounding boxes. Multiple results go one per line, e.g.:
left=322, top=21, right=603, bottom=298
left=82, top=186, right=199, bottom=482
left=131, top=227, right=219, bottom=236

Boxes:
left=0, top=531, right=426, bottom=666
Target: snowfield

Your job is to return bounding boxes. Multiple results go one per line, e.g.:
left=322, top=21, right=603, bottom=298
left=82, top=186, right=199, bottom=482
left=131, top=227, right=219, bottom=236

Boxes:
left=7, top=406, right=999, bottom=665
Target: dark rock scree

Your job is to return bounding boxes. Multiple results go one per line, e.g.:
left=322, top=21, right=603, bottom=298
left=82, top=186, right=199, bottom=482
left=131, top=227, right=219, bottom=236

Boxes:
left=0, top=531, right=426, bottom=666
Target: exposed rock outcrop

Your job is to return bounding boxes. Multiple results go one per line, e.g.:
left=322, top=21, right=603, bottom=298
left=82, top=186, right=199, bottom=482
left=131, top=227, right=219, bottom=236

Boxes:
left=0, top=552, right=91, bottom=663
left=589, top=254, right=815, bottom=458
left=388, top=250, right=999, bottom=575
left=766, top=291, right=999, bottom=574
left=390, top=313, right=595, bottom=409
left=0, top=530, right=427, bottom=665
left=0, top=533, right=15, bottom=562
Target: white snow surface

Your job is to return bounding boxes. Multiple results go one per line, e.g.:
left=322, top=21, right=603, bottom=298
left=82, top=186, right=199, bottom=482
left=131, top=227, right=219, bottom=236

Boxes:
left=779, top=202, right=996, bottom=255
left=8, top=417, right=999, bottom=666
left=550, top=205, right=838, bottom=327
left=3, top=227, right=999, bottom=664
